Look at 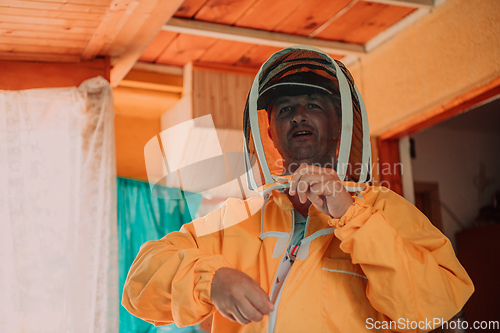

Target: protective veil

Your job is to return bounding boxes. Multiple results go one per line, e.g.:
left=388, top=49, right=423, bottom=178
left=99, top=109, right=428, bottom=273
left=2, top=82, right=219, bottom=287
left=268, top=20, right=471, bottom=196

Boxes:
left=243, top=46, right=371, bottom=195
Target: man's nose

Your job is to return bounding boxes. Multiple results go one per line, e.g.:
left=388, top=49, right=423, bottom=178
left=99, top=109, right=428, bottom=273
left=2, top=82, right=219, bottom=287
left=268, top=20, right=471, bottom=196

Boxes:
left=291, top=105, right=308, bottom=123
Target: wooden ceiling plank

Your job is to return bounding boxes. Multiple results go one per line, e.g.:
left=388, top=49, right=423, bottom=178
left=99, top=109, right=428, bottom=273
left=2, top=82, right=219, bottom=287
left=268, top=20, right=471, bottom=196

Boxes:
left=364, top=6, right=429, bottom=51
left=193, top=62, right=257, bottom=76
left=194, top=0, right=257, bottom=25
left=342, top=5, right=416, bottom=44
left=197, top=39, right=253, bottom=65
left=0, top=22, right=96, bottom=35
left=102, top=0, right=162, bottom=56
left=174, top=0, right=209, bottom=18
left=105, top=0, right=182, bottom=57
left=0, top=0, right=109, bottom=13
left=0, top=43, right=83, bottom=55
left=232, top=44, right=281, bottom=68
left=122, top=70, right=183, bottom=88
left=110, top=0, right=185, bottom=86
left=155, top=33, right=218, bottom=67
left=0, top=29, right=89, bottom=41
left=232, top=43, right=344, bottom=68
left=138, top=31, right=178, bottom=63
left=0, top=14, right=100, bottom=28
left=273, top=0, right=352, bottom=36
left=234, top=0, right=303, bottom=31
left=29, top=0, right=112, bottom=6
left=119, top=69, right=183, bottom=93
left=81, top=0, right=140, bottom=60
left=0, top=36, right=87, bottom=48
left=163, top=18, right=366, bottom=55
left=364, top=0, right=434, bottom=8
left=0, top=51, right=81, bottom=63
left=309, top=0, right=360, bottom=38
left=133, top=62, right=184, bottom=76
left=118, top=80, right=183, bottom=93
left=0, top=6, right=104, bottom=21
left=314, top=1, right=386, bottom=42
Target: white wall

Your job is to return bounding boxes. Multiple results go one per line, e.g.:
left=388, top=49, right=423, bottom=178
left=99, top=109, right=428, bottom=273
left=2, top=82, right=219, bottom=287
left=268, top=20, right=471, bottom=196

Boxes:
left=410, top=99, right=500, bottom=245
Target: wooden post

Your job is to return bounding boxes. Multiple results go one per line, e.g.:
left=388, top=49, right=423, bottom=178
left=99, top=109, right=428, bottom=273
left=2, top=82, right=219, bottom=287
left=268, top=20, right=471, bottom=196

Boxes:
left=377, top=137, right=403, bottom=196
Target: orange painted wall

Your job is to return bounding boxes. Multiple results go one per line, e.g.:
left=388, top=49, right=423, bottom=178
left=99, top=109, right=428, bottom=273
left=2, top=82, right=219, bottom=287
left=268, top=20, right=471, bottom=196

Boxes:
left=113, top=71, right=182, bottom=181
left=348, top=0, right=500, bottom=136
left=115, top=115, right=161, bottom=181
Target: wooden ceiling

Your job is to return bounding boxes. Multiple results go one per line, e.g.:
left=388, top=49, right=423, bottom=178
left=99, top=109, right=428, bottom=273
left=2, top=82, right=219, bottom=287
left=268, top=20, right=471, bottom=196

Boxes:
left=139, top=0, right=431, bottom=71
left=0, top=0, right=434, bottom=84
left=0, top=0, right=186, bottom=85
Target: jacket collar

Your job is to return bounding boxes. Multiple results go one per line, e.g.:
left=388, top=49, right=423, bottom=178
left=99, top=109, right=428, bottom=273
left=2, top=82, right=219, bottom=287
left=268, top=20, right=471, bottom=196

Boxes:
left=271, top=190, right=294, bottom=211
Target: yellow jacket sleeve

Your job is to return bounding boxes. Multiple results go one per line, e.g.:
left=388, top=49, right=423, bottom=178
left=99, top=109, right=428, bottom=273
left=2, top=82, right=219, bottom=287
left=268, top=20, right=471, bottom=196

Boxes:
left=330, top=186, right=474, bottom=329
left=121, top=207, right=231, bottom=327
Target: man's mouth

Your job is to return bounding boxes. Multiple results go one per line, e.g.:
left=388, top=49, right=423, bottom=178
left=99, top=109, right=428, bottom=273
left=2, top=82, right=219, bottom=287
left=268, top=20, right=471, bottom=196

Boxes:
left=292, top=130, right=313, bottom=137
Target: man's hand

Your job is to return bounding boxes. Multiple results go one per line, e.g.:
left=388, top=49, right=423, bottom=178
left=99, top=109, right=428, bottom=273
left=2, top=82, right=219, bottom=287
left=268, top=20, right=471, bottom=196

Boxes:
left=211, top=267, right=274, bottom=325
left=288, top=165, right=354, bottom=218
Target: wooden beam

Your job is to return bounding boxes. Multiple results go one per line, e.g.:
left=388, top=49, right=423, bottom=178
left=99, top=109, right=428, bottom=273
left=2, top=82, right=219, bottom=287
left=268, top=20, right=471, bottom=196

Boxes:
left=363, top=0, right=434, bottom=8
left=110, top=0, right=185, bottom=87
left=133, top=62, right=183, bottom=76
left=377, top=138, right=403, bottom=196
left=0, top=51, right=80, bottom=63
left=0, top=58, right=109, bottom=90
left=118, top=80, right=183, bottom=93
left=192, top=62, right=258, bottom=77
left=163, top=17, right=366, bottom=56
left=119, top=69, right=183, bottom=93
left=81, top=0, right=139, bottom=60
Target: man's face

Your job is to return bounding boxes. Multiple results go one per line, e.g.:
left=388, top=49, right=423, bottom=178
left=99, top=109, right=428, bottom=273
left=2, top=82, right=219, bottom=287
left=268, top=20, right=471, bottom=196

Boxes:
left=268, top=93, right=341, bottom=174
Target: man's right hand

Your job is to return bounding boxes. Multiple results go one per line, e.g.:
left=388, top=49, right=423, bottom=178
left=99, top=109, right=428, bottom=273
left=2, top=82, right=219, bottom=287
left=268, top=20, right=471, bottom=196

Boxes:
left=210, top=267, right=274, bottom=325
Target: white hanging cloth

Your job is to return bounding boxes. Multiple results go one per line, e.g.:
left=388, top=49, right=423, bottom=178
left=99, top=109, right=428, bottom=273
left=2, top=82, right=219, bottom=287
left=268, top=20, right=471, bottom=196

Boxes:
left=0, top=77, right=118, bottom=333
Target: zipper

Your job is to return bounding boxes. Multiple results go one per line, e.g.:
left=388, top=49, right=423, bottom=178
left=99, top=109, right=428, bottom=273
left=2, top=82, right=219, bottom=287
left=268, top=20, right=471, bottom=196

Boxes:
left=267, top=210, right=295, bottom=333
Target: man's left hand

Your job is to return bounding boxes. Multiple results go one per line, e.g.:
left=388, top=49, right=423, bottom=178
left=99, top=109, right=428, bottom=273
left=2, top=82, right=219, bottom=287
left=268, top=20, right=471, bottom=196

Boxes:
left=288, top=165, right=354, bottom=218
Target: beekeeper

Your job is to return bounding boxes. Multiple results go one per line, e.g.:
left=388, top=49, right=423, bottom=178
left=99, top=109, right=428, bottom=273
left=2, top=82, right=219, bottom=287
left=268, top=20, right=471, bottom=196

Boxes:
left=122, top=46, right=473, bottom=333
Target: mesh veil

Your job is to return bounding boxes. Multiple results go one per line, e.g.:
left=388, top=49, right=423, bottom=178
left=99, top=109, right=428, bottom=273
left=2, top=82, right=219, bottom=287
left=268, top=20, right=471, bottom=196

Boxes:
left=243, top=46, right=371, bottom=194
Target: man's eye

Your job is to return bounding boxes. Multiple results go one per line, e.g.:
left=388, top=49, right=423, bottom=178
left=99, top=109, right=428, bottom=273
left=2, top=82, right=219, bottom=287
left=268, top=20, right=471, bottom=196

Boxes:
left=309, top=103, right=319, bottom=108
left=280, top=107, right=291, bottom=113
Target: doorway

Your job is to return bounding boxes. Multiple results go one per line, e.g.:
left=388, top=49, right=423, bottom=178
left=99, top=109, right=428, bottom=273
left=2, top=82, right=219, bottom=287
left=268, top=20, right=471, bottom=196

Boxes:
left=414, top=182, right=443, bottom=232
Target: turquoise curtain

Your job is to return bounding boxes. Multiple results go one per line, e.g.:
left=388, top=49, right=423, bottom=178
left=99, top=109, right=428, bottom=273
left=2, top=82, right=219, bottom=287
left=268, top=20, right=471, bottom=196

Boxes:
left=117, top=177, right=204, bottom=333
